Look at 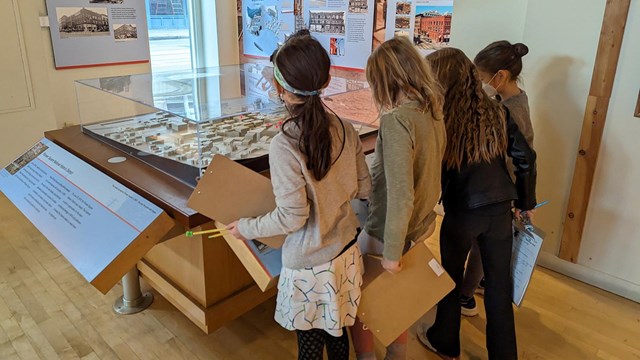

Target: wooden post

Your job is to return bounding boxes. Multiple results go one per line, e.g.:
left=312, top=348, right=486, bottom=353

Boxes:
left=559, top=0, right=631, bottom=262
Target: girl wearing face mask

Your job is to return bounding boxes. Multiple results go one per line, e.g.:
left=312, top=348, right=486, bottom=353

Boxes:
left=457, top=41, right=535, bottom=318
left=477, top=41, right=533, bottom=146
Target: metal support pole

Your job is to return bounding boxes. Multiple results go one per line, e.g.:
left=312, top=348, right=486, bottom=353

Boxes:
left=113, top=267, right=153, bottom=315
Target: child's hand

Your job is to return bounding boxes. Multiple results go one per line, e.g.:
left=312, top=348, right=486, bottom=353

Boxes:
left=381, top=257, right=402, bottom=274
left=515, top=209, right=535, bottom=224
left=226, top=221, right=248, bottom=241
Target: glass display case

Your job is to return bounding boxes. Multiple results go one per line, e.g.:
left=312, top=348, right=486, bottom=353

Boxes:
left=75, top=64, right=378, bottom=187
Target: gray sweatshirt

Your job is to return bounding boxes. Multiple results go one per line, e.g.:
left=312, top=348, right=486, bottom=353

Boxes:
left=502, top=91, right=533, bottom=147
left=364, top=102, right=446, bottom=261
left=237, top=116, right=372, bottom=269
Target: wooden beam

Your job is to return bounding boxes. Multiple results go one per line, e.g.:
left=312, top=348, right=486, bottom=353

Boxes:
left=559, top=0, right=631, bottom=262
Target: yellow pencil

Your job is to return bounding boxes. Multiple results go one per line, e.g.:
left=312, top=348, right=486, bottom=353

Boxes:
left=185, top=228, right=229, bottom=237
left=207, top=233, right=226, bottom=239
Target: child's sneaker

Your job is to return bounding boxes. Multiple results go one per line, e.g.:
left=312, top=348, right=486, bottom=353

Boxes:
left=416, top=323, right=460, bottom=360
left=460, top=295, right=479, bottom=317
left=475, top=278, right=486, bottom=296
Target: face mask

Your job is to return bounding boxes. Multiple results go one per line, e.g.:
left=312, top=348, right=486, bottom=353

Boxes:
left=482, top=72, right=500, bottom=97
left=482, top=83, right=498, bottom=97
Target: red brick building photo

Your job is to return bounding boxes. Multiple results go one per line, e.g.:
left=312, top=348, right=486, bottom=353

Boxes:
left=419, top=14, right=451, bottom=43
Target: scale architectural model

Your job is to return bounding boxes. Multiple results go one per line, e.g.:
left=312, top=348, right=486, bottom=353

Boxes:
left=84, top=111, right=287, bottom=169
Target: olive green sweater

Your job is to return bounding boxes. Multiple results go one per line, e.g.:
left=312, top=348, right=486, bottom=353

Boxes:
left=364, top=102, right=446, bottom=261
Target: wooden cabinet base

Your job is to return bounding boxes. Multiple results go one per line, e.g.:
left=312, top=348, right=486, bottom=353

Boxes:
left=138, top=259, right=277, bottom=333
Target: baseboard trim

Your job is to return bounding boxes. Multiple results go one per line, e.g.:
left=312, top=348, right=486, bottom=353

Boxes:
left=537, top=251, right=640, bottom=303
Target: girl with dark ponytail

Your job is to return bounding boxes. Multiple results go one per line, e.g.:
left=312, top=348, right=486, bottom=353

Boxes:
left=227, top=35, right=371, bottom=360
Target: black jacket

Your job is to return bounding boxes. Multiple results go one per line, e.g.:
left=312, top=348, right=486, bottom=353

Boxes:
left=441, top=109, right=537, bottom=212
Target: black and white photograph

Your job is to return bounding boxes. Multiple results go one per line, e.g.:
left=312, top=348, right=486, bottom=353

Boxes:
left=89, top=0, right=123, bottom=3
left=308, top=11, right=346, bottom=35
left=57, top=7, right=109, bottom=38
left=348, top=0, right=368, bottom=13
left=113, top=23, right=138, bottom=41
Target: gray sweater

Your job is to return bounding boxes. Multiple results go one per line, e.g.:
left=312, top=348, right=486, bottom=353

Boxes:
left=237, top=117, right=372, bottom=269
left=502, top=91, right=533, bottom=147
left=364, top=102, right=446, bottom=261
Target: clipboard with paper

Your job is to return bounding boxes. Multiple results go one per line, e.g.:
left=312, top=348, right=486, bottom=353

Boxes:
left=511, top=220, right=546, bottom=307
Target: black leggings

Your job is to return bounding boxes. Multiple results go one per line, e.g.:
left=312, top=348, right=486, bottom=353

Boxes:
left=296, top=328, right=349, bottom=360
left=428, top=203, right=517, bottom=359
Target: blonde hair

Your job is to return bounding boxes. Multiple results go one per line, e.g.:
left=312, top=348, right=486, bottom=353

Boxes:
left=426, top=48, right=508, bottom=171
left=366, top=37, right=443, bottom=119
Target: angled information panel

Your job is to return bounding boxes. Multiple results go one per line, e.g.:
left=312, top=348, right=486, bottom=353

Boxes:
left=0, top=138, right=173, bottom=294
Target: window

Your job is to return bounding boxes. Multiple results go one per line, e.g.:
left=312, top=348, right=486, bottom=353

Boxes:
left=146, top=0, right=221, bottom=72
left=146, top=0, right=193, bottom=71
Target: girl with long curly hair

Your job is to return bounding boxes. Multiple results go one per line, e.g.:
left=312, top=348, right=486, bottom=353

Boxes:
left=459, top=41, right=535, bottom=317
left=417, top=48, right=537, bottom=360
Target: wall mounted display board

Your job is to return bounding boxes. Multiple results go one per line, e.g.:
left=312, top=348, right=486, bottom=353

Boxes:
left=45, top=0, right=150, bottom=69
left=511, top=221, right=545, bottom=307
left=241, top=0, right=375, bottom=70
left=358, top=243, right=454, bottom=347
left=379, top=0, right=453, bottom=55
left=0, top=138, right=173, bottom=294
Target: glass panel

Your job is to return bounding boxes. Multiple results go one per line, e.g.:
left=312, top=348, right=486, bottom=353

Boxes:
left=76, top=64, right=370, bottom=123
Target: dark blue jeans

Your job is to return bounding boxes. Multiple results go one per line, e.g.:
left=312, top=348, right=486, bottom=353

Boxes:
left=427, top=203, right=517, bottom=360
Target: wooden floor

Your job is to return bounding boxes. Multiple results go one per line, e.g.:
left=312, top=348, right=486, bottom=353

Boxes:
left=1, top=193, right=639, bottom=360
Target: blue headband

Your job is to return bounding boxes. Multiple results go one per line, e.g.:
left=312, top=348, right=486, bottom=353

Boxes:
left=273, top=63, right=321, bottom=97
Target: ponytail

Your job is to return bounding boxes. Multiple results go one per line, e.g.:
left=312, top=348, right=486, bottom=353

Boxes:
left=274, top=36, right=334, bottom=181
left=288, top=95, right=333, bottom=181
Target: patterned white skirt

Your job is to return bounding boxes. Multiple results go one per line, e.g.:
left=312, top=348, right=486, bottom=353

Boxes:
left=274, top=243, right=364, bottom=337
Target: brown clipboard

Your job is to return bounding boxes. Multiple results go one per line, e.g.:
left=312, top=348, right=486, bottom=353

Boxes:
left=358, top=242, right=455, bottom=347
left=187, top=155, right=284, bottom=248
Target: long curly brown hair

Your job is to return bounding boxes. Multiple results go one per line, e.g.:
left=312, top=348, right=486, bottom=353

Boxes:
left=426, top=48, right=507, bottom=171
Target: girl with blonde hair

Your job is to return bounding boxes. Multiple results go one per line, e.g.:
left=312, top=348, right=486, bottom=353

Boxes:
left=351, top=37, right=446, bottom=360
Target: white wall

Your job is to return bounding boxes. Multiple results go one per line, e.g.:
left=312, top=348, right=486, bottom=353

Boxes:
left=450, top=0, right=528, bottom=57
left=578, top=0, right=640, bottom=286
left=0, top=0, right=149, bottom=166
left=452, top=0, right=640, bottom=299
left=0, top=0, right=56, bottom=166
left=520, top=0, right=605, bottom=253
